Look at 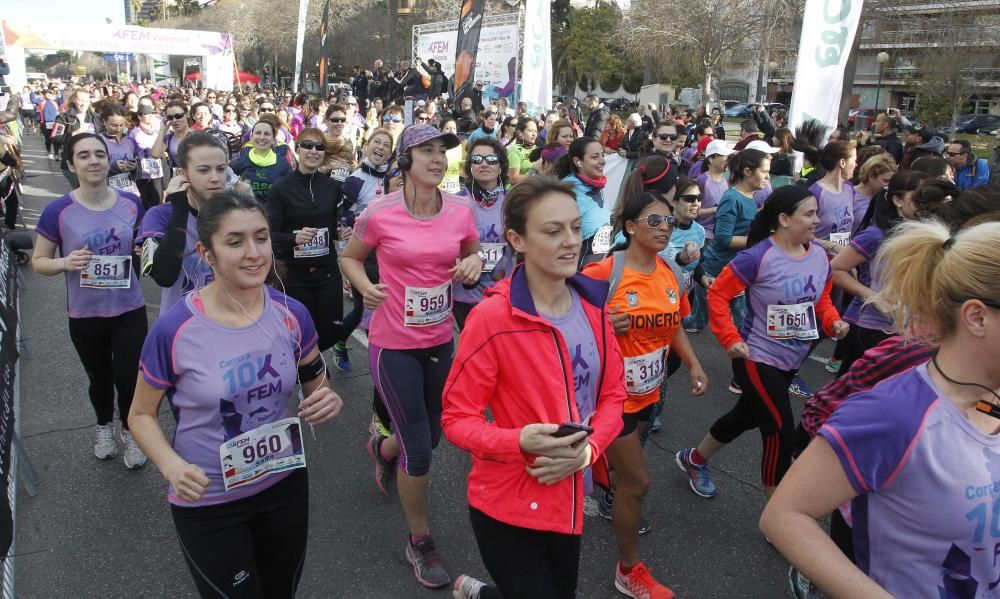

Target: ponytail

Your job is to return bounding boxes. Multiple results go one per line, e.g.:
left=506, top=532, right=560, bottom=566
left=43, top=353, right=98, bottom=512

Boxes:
left=872, top=220, right=1000, bottom=341
left=746, top=185, right=815, bottom=247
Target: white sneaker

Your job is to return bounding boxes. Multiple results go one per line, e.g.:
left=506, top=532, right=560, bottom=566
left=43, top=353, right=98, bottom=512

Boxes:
left=94, top=424, right=118, bottom=460
left=452, top=575, right=486, bottom=599
left=121, top=429, right=147, bottom=469
left=47, top=153, right=54, bottom=160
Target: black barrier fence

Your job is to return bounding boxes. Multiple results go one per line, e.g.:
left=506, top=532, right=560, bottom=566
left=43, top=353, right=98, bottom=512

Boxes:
left=0, top=230, right=21, bottom=599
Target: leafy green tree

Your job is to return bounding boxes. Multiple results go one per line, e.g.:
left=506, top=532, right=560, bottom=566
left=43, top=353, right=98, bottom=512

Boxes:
left=554, top=4, right=624, bottom=92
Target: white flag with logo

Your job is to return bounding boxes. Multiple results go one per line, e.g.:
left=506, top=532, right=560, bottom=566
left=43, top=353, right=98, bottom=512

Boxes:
left=520, top=0, right=552, bottom=114
left=788, top=0, right=865, bottom=135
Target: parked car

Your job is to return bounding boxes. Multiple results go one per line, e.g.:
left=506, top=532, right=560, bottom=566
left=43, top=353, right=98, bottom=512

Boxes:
left=724, top=103, right=753, bottom=118
left=938, top=114, right=979, bottom=134
left=721, top=100, right=740, bottom=111
left=605, top=98, right=637, bottom=111
left=962, top=114, right=1000, bottom=134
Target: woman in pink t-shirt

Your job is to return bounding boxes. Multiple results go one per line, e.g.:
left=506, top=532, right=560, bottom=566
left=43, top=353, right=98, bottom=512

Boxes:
left=340, top=124, right=483, bottom=589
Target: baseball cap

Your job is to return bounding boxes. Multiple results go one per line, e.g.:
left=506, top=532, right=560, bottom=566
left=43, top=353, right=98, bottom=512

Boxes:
left=704, top=139, right=734, bottom=157
left=416, top=100, right=426, bottom=107
left=745, top=140, right=781, bottom=154
left=397, top=124, right=460, bottom=156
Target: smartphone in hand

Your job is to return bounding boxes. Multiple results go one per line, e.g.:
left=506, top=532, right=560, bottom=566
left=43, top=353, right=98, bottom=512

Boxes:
left=553, top=422, right=594, bottom=438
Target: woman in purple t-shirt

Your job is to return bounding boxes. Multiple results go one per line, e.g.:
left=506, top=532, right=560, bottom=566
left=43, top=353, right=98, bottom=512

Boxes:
left=762, top=219, right=1000, bottom=599
left=129, top=192, right=343, bottom=599
left=31, top=133, right=148, bottom=469
left=807, top=140, right=857, bottom=254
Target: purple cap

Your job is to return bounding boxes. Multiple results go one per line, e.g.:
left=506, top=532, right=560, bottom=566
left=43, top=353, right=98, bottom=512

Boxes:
left=396, top=124, right=460, bottom=156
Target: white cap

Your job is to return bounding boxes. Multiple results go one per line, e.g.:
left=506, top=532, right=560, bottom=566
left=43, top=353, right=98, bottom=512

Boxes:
left=745, top=139, right=781, bottom=154
left=416, top=100, right=426, bottom=107
left=705, top=140, right=735, bottom=157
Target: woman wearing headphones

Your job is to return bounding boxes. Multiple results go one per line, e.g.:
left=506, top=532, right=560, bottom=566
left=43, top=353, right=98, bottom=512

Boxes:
left=129, top=191, right=343, bottom=599
left=557, top=136, right=610, bottom=267
left=340, top=124, right=482, bottom=589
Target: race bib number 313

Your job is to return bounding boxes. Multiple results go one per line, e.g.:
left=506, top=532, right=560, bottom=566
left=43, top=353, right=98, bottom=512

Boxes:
left=624, top=348, right=666, bottom=395
left=220, top=417, right=306, bottom=491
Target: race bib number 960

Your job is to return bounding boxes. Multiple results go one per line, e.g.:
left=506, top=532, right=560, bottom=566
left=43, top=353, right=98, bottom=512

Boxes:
left=220, top=417, right=306, bottom=491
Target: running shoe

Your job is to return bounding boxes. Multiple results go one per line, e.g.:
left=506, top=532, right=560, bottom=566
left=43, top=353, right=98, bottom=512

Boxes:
left=728, top=380, right=742, bottom=394
left=788, top=376, right=814, bottom=398
left=684, top=326, right=700, bottom=333
left=647, top=415, right=662, bottom=434
left=369, top=414, right=391, bottom=438
left=614, top=562, right=675, bottom=599
left=824, top=358, right=842, bottom=374
left=121, top=429, right=147, bottom=469
left=788, top=566, right=821, bottom=598
left=47, top=153, right=54, bottom=160
left=452, top=574, right=487, bottom=599
left=332, top=342, right=352, bottom=372
left=674, top=448, right=717, bottom=498
left=94, top=424, right=118, bottom=460
left=366, top=433, right=397, bottom=495
left=597, top=489, right=652, bottom=535
left=405, top=536, right=451, bottom=588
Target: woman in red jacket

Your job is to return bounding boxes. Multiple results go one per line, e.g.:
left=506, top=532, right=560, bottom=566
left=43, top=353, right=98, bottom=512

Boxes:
left=442, top=176, right=627, bottom=599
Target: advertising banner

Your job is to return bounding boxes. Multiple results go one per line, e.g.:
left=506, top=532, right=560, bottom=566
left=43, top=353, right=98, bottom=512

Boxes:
left=416, top=22, right=518, bottom=99
left=520, top=0, right=552, bottom=113
left=787, top=0, right=865, bottom=135
left=452, top=0, right=487, bottom=104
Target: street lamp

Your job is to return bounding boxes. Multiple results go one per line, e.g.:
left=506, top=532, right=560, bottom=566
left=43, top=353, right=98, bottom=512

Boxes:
left=875, top=51, right=890, bottom=110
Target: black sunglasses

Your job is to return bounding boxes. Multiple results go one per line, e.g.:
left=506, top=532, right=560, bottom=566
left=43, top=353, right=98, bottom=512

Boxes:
left=298, top=141, right=326, bottom=151
left=677, top=194, right=702, bottom=203
left=327, top=117, right=346, bottom=123
left=470, top=154, right=500, bottom=165
left=165, top=112, right=187, bottom=121
left=634, top=214, right=678, bottom=228
left=946, top=151, right=966, bottom=157
left=656, top=133, right=679, bottom=141
left=259, top=107, right=275, bottom=112
left=224, top=109, right=235, bottom=113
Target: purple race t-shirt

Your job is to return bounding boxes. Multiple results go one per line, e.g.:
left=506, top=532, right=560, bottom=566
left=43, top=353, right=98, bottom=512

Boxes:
left=809, top=181, right=855, bottom=241
left=852, top=188, right=873, bottom=235
left=696, top=172, right=728, bottom=239
left=843, top=225, right=893, bottom=332
left=542, top=288, right=599, bottom=492
left=35, top=191, right=145, bottom=318
left=103, top=134, right=139, bottom=166
left=453, top=190, right=510, bottom=305
left=139, top=287, right=318, bottom=507
left=820, top=364, right=1000, bottom=598
left=729, top=237, right=832, bottom=370
left=137, top=203, right=215, bottom=315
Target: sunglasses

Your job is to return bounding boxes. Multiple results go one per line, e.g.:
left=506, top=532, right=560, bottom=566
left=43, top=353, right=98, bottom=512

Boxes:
left=470, top=154, right=500, bottom=166
left=656, top=133, right=679, bottom=141
left=224, top=109, right=235, bottom=113
left=677, top=194, right=702, bottom=203
left=388, top=168, right=401, bottom=178
left=259, top=107, right=275, bottom=112
left=634, top=214, right=678, bottom=228
left=165, top=113, right=187, bottom=121
left=327, top=117, right=347, bottom=123
left=946, top=151, right=966, bottom=157
left=298, top=141, right=326, bottom=151
left=383, top=116, right=403, bottom=123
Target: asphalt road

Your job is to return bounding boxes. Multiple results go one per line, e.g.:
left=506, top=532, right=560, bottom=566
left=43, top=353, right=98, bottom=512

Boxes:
left=12, top=130, right=838, bottom=599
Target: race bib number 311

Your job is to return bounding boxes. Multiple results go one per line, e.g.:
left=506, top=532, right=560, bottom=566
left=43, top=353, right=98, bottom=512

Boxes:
left=220, top=417, right=306, bottom=491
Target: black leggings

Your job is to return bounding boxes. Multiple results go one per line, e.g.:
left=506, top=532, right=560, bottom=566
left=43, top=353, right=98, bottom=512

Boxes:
left=469, top=506, right=581, bottom=599
left=171, top=469, right=308, bottom=599
left=67, top=306, right=147, bottom=430
left=836, top=325, right=891, bottom=378
left=369, top=340, right=453, bottom=476
left=135, top=178, right=162, bottom=212
left=41, top=123, right=54, bottom=153
left=709, top=358, right=796, bottom=487
left=282, top=267, right=344, bottom=353
left=0, top=176, right=19, bottom=230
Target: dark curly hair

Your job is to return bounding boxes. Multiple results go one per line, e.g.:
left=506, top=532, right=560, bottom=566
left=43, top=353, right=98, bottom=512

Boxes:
left=463, top=137, right=510, bottom=187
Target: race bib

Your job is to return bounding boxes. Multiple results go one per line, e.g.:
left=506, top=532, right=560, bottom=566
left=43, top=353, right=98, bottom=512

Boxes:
left=440, top=177, right=461, bottom=194
left=293, top=227, right=330, bottom=258
left=480, top=242, right=505, bottom=272
left=331, top=167, right=350, bottom=182
left=624, top=347, right=666, bottom=395
left=830, top=232, right=851, bottom=246
left=404, top=281, right=452, bottom=327
left=140, top=158, right=163, bottom=179
left=108, top=172, right=139, bottom=195
left=219, top=417, right=306, bottom=491
left=590, top=225, right=613, bottom=255
left=80, top=255, right=131, bottom=289
left=766, top=302, right=819, bottom=340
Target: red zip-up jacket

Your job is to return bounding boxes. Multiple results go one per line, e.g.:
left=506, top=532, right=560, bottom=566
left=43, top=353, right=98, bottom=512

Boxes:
left=442, top=266, right=626, bottom=536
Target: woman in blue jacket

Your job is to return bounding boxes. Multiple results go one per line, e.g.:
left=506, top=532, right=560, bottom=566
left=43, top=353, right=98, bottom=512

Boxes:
left=229, top=119, right=295, bottom=204
left=557, top=136, right=610, bottom=268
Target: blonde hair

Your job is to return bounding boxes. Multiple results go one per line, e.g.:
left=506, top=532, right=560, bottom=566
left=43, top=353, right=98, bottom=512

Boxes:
left=858, top=152, right=897, bottom=184
left=872, top=219, right=1000, bottom=342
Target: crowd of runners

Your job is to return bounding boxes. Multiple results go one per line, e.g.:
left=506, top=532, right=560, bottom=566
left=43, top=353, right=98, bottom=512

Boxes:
left=2, top=76, right=1000, bottom=599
